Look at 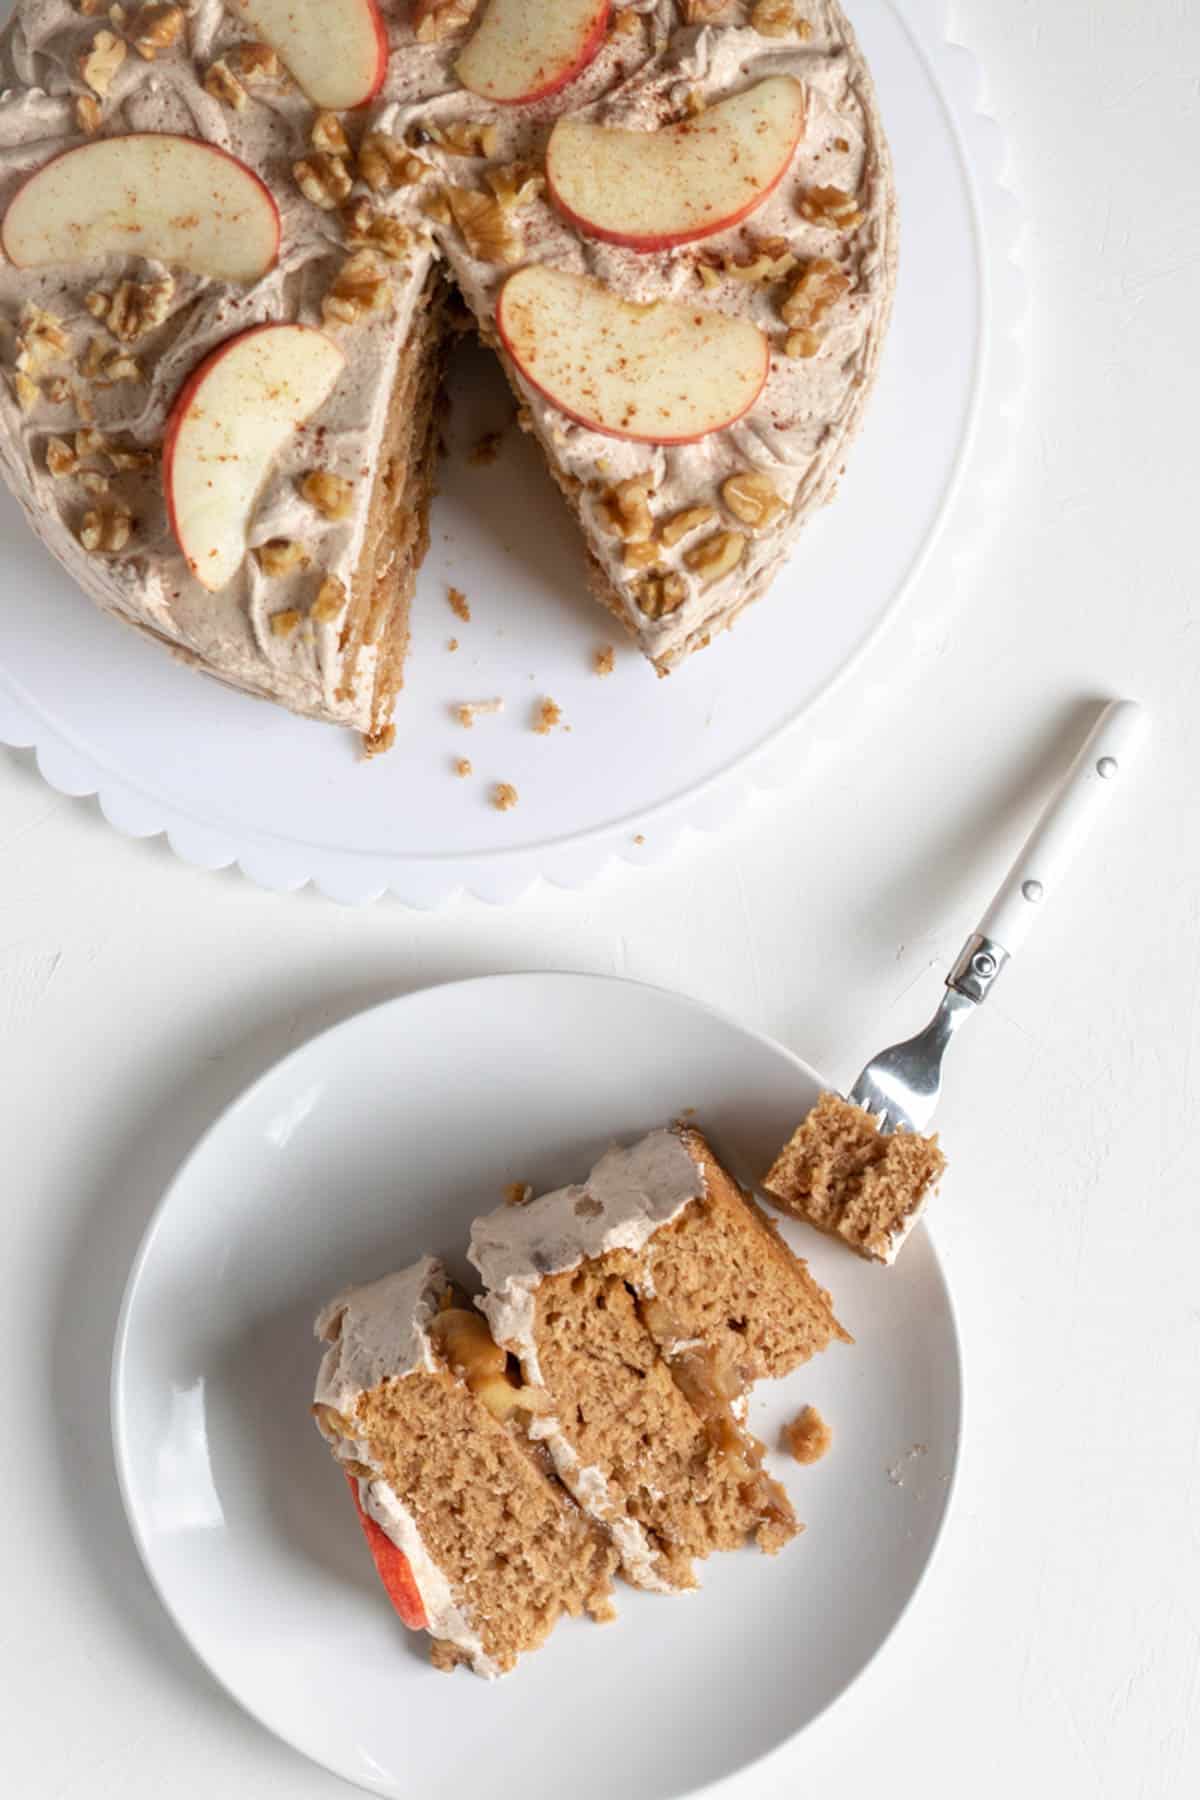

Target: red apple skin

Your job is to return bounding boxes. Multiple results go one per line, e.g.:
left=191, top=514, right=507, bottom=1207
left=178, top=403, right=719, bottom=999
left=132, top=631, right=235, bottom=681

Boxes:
left=162, top=322, right=333, bottom=576
left=0, top=133, right=282, bottom=276
left=347, top=1474, right=428, bottom=1631
left=494, top=294, right=770, bottom=449
left=545, top=125, right=804, bottom=253
left=459, top=0, right=611, bottom=107
left=358, top=0, right=389, bottom=107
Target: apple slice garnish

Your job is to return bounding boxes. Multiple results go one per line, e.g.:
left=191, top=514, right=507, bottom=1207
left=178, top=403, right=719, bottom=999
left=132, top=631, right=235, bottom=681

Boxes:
left=496, top=266, right=769, bottom=445
left=347, top=1475, right=428, bottom=1631
left=456, top=0, right=610, bottom=105
left=163, top=323, right=345, bottom=592
left=547, top=76, right=807, bottom=250
left=1, top=134, right=280, bottom=283
left=223, top=0, right=387, bottom=109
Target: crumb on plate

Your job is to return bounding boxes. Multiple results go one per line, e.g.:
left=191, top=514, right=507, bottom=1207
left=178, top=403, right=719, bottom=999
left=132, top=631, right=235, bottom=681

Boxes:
left=782, top=1405, right=832, bottom=1466
left=492, top=782, right=519, bottom=812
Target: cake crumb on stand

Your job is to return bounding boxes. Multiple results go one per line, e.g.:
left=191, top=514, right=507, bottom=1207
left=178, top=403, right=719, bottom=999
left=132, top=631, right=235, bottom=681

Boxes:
left=594, top=646, right=615, bottom=676
left=492, top=782, right=518, bottom=812
left=454, top=757, right=472, bottom=778
left=504, top=1181, right=533, bottom=1206
left=782, top=1405, right=832, bottom=1466
left=454, top=697, right=503, bottom=728
left=447, top=585, right=471, bottom=622
left=533, top=696, right=563, bottom=734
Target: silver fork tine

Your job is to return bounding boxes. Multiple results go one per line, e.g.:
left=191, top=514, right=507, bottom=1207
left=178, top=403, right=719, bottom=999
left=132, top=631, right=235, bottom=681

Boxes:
left=846, top=700, right=1148, bottom=1137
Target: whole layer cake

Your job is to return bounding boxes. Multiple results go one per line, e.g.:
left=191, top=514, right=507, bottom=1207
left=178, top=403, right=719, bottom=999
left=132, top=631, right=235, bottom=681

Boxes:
left=0, top=1, right=895, bottom=746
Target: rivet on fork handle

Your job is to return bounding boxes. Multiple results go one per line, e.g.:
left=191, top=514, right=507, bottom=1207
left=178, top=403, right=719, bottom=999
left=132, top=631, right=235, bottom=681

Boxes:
left=946, top=933, right=1009, bottom=1005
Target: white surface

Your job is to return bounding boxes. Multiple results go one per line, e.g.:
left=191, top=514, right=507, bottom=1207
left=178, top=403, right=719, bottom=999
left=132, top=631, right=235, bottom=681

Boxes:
left=0, top=0, right=1009, bottom=905
left=113, top=976, right=960, bottom=1799
left=976, top=699, right=1149, bottom=955
left=2, top=2, right=1199, bottom=1798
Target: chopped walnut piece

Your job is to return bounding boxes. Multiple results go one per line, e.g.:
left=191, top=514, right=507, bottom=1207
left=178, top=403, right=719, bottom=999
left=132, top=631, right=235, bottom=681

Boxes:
left=46, top=437, right=78, bottom=477
left=360, top=133, right=427, bottom=193
left=723, top=244, right=796, bottom=284
left=79, top=29, right=125, bottom=96
left=426, top=118, right=498, bottom=158
left=492, top=782, right=519, bottom=812
left=722, top=469, right=784, bottom=529
left=43, top=376, right=73, bottom=405
left=312, top=575, right=347, bottom=622
left=12, top=372, right=39, bottom=413
left=414, top=0, right=478, bottom=41
left=447, top=586, right=471, bottom=621
left=78, top=0, right=107, bottom=13
left=270, top=608, right=302, bottom=637
left=783, top=1404, right=832, bottom=1465
left=503, top=1181, right=533, bottom=1205
left=798, top=184, right=864, bottom=230
left=660, top=503, right=717, bottom=548
left=454, top=756, right=473, bottom=777
left=342, top=200, right=413, bottom=261
left=16, top=305, right=70, bottom=375
left=79, top=503, right=132, bottom=552
left=108, top=444, right=155, bottom=470
left=533, top=697, right=562, bottom=735
left=322, top=250, right=390, bottom=325
left=485, top=162, right=542, bottom=211
left=633, top=570, right=687, bottom=620
left=597, top=475, right=654, bottom=543
left=75, top=94, right=103, bottom=133
left=299, top=470, right=354, bottom=519
left=446, top=186, right=523, bottom=265
left=100, top=351, right=142, bottom=384
left=109, top=4, right=127, bottom=26
left=75, top=428, right=107, bottom=459
left=233, top=41, right=278, bottom=81
left=130, top=3, right=184, bottom=58
left=203, top=58, right=247, bottom=110
left=78, top=469, right=109, bottom=494
left=779, top=256, right=850, bottom=357
left=594, top=645, right=615, bottom=676
left=255, top=538, right=310, bottom=577
left=80, top=337, right=108, bottom=379
left=622, top=539, right=661, bottom=571
left=294, top=152, right=353, bottom=209
left=750, top=0, right=795, bottom=34
left=311, top=111, right=350, bottom=156
left=84, top=291, right=109, bottom=320
left=104, top=274, right=175, bottom=342
left=421, top=187, right=453, bottom=225
left=683, top=529, right=746, bottom=586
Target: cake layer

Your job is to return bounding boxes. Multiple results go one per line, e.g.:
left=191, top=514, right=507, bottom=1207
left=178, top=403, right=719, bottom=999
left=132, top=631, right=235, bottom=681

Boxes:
left=314, top=1257, right=616, bottom=1676
left=470, top=1127, right=845, bottom=1589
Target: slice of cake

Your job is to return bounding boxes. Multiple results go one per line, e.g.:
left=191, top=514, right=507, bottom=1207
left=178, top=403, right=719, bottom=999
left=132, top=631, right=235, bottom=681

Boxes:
left=469, top=1125, right=848, bottom=1593
left=762, top=1091, right=947, bottom=1264
left=313, top=1255, right=617, bottom=1678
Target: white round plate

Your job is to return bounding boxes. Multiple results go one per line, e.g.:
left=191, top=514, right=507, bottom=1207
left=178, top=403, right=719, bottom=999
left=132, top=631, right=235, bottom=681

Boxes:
left=0, top=2, right=1022, bottom=905
left=113, top=973, right=962, bottom=1800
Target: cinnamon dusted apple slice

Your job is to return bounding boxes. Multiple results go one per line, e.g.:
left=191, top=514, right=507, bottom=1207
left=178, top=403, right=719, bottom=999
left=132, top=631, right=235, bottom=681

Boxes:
left=1, top=134, right=279, bottom=282
left=163, top=323, right=345, bottom=591
left=346, top=1475, right=428, bottom=1630
left=547, top=76, right=807, bottom=250
left=457, top=0, right=610, bottom=105
left=496, top=266, right=769, bottom=444
left=223, top=0, right=386, bottom=109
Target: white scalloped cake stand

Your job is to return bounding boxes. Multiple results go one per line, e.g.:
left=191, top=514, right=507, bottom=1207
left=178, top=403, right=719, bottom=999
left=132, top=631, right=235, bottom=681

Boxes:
left=0, top=1, right=1024, bottom=906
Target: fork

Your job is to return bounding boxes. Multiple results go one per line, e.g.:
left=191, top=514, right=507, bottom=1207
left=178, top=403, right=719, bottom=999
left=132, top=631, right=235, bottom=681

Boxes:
left=847, top=700, right=1150, bottom=1136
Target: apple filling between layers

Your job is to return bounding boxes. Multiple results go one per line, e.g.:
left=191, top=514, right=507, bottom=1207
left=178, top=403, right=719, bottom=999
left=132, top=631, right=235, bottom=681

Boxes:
left=470, top=1126, right=850, bottom=1593
left=314, top=1259, right=618, bottom=1678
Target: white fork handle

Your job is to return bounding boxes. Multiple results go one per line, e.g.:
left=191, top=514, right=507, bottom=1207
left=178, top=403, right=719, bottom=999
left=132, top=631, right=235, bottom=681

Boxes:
left=976, top=699, right=1150, bottom=957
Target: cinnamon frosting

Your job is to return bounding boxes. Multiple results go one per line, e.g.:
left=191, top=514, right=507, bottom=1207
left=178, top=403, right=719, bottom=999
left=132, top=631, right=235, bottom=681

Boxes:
left=0, top=1, right=895, bottom=722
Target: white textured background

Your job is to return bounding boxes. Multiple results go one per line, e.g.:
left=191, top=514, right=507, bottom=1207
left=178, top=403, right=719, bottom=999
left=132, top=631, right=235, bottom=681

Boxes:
left=2, top=2, right=1198, bottom=1795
